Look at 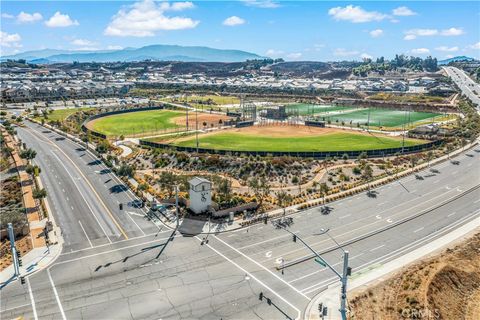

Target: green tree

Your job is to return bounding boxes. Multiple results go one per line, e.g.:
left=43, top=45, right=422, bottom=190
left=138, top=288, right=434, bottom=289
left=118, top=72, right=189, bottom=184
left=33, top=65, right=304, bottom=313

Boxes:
left=117, top=163, right=135, bottom=178
left=319, top=182, right=329, bottom=207
left=275, top=190, right=292, bottom=217
left=158, top=171, right=177, bottom=198
left=20, top=148, right=36, bottom=163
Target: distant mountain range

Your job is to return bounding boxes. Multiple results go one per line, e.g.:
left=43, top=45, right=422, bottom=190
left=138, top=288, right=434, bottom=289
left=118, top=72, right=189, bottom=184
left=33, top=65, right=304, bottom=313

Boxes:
left=438, top=56, right=475, bottom=65
left=1, top=45, right=264, bottom=63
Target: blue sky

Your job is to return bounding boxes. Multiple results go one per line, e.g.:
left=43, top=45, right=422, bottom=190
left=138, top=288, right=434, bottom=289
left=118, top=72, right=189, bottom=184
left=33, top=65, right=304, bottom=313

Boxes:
left=1, top=1, right=479, bottom=60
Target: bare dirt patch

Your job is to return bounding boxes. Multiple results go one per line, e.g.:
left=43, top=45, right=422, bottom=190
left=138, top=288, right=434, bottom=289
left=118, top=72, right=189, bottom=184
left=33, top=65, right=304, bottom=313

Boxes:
left=349, top=231, right=480, bottom=320
left=172, top=113, right=232, bottom=127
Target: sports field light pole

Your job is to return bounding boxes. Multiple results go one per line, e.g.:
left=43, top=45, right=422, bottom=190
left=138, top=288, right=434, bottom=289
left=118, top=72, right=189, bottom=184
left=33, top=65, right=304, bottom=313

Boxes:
left=274, top=222, right=350, bottom=320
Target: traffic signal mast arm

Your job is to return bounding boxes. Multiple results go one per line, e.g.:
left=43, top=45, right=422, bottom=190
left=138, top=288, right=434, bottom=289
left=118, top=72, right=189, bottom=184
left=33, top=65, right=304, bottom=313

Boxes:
left=283, top=227, right=342, bottom=280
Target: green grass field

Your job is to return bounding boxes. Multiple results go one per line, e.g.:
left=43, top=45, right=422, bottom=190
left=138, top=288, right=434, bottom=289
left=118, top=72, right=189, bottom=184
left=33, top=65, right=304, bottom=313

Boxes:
left=167, top=131, right=424, bottom=152
left=34, top=107, right=94, bottom=122
left=285, top=104, right=355, bottom=116
left=89, top=109, right=184, bottom=136
left=321, top=108, right=443, bottom=128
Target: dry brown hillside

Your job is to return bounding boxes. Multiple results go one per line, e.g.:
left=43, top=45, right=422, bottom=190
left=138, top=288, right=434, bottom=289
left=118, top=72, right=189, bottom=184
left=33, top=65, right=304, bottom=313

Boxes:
left=349, top=232, right=480, bottom=320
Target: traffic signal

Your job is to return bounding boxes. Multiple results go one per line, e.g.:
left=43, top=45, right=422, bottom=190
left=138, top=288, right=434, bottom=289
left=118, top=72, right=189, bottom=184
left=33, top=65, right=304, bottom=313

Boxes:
left=266, top=298, right=272, bottom=306
left=318, top=303, right=323, bottom=313
left=20, top=276, right=26, bottom=285
left=347, top=267, right=352, bottom=276
left=259, top=292, right=263, bottom=301
left=16, top=251, right=22, bottom=267
left=119, top=203, right=123, bottom=210
left=292, top=234, right=297, bottom=242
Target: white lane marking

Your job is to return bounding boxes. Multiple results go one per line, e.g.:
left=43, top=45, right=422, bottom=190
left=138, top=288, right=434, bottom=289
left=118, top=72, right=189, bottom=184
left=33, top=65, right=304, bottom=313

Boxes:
left=377, top=202, right=386, bottom=206
left=70, top=206, right=74, bottom=210
left=126, top=211, right=144, bottom=217
left=51, top=152, right=112, bottom=244
left=413, top=227, right=424, bottom=233
left=227, top=234, right=236, bottom=238
left=62, top=189, right=65, bottom=192
left=339, top=214, right=351, bottom=219
left=375, top=215, right=382, bottom=219
left=386, top=219, right=393, bottom=223
left=265, top=251, right=272, bottom=258
left=370, top=244, right=385, bottom=252
left=236, top=232, right=295, bottom=250
left=213, top=235, right=311, bottom=301
left=297, top=252, right=365, bottom=289
left=26, top=278, right=38, bottom=320
left=124, top=211, right=146, bottom=236
left=47, top=268, right=67, bottom=320
left=1, top=303, right=32, bottom=312
left=54, top=235, right=176, bottom=266
left=447, top=212, right=457, bottom=217
left=78, top=220, right=93, bottom=248
left=474, top=199, right=480, bottom=204
left=195, top=236, right=302, bottom=320
left=66, top=197, right=69, bottom=201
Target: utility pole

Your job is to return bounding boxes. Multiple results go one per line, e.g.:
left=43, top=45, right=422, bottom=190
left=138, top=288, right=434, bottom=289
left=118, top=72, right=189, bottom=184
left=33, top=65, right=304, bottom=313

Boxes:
left=175, top=185, right=180, bottom=231
left=275, top=222, right=351, bottom=320
left=7, top=223, right=20, bottom=277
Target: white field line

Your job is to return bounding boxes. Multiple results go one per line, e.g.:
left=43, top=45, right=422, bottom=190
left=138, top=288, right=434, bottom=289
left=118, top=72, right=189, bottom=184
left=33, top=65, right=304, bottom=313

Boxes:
left=47, top=268, right=66, bottom=320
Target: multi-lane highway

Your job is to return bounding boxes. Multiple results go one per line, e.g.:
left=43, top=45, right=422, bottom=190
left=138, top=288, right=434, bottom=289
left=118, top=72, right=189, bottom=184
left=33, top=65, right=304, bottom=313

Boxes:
left=1, top=120, right=479, bottom=319
left=444, top=66, right=480, bottom=109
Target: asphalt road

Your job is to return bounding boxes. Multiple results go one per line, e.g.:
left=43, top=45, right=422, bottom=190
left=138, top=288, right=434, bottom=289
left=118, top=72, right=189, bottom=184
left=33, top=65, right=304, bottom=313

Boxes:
left=443, top=66, right=480, bottom=109
left=1, top=121, right=479, bottom=319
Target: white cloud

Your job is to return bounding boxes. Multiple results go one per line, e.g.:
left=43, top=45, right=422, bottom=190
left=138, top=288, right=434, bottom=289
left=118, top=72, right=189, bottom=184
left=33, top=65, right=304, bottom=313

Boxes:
left=1, top=13, right=14, bottom=19
left=360, top=53, right=373, bottom=60
left=71, top=39, right=97, bottom=46
left=435, top=46, right=459, bottom=52
left=107, top=45, right=123, bottom=50
left=265, top=49, right=284, bottom=57
left=369, top=29, right=384, bottom=38
left=328, top=5, right=388, bottom=23
left=286, top=52, right=302, bottom=60
left=411, top=48, right=430, bottom=55
left=104, top=0, right=199, bottom=37
left=468, top=42, right=480, bottom=50
left=392, top=6, right=417, bottom=16
left=242, top=0, right=280, bottom=9
left=223, top=16, right=246, bottom=26
left=45, top=12, right=79, bottom=27
left=440, top=27, right=464, bottom=36
left=0, top=31, right=22, bottom=48
left=17, top=12, right=43, bottom=23
left=404, top=27, right=465, bottom=40
left=333, top=48, right=360, bottom=57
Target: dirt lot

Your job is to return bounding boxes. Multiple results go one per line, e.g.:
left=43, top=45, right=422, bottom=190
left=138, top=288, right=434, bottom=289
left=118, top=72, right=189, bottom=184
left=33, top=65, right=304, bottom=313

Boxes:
left=349, top=231, right=480, bottom=320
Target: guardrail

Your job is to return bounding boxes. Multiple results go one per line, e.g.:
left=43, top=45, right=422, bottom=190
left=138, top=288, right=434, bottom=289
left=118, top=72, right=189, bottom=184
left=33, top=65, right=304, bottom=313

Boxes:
left=139, top=139, right=443, bottom=159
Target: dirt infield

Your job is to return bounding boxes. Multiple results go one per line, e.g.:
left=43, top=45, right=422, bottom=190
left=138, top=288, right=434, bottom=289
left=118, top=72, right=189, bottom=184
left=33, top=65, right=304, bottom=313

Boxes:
left=172, top=113, right=232, bottom=127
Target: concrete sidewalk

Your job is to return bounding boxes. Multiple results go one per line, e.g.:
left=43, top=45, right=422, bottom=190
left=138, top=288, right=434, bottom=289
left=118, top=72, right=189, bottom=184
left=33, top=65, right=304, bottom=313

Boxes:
left=0, top=242, right=62, bottom=287
left=304, top=215, right=480, bottom=320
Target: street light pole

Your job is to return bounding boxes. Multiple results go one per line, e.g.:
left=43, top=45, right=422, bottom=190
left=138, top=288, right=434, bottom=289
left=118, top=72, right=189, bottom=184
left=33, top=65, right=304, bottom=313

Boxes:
left=7, top=223, right=20, bottom=277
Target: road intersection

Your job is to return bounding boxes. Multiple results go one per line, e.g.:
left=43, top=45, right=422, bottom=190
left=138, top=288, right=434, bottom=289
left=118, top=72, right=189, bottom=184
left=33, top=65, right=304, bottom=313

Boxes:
left=1, top=121, right=479, bottom=319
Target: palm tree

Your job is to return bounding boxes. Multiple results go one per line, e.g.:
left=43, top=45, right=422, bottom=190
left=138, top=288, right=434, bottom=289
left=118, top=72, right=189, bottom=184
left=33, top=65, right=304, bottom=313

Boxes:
left=20, top=148, right=36, bottom=164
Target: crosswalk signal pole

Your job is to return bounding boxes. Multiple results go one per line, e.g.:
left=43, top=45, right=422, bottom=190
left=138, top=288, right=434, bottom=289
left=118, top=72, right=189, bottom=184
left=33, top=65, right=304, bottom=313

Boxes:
left=340, top=251, right=349, bottom=320
left=7, top=223, right=20, bottom=277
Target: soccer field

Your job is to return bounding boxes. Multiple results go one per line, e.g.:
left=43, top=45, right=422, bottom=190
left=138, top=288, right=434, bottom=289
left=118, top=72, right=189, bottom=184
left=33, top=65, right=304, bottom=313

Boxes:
left=88, top=110, right=184, bottom=136
left=321, top=108, right=444, bottom=128
left=163, top=126, right=425, bottom=152
left=285, top=104, right=354, bottom=116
